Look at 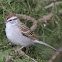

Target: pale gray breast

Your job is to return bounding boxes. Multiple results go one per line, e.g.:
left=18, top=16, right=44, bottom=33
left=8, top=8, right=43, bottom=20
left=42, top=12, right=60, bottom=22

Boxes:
left=5, top=24, right=33, bottom=46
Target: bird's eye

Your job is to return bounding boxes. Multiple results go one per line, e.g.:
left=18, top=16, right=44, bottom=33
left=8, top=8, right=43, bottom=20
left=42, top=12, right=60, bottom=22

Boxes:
left=9, top=20, right=12, bottom=21
left=13, top=18, right=17, bottom=20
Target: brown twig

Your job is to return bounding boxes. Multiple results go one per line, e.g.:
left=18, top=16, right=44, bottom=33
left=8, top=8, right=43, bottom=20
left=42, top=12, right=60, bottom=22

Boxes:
left=38, top=13, right=53, bottom=23
left=44, top=1, right=62, bottom=9
left=49, top=47, right=62, bottom=62
left=5, top=56, right=15, bottom=62
left=52, top=0, right=56, bottom=9
left=59, top=10, right=62, bottom=15
left=38, top=0, right=56, bottom=24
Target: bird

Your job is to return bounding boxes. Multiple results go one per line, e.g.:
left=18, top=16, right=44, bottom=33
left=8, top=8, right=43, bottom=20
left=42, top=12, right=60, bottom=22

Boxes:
left=4, top=14, right=56, bottom=51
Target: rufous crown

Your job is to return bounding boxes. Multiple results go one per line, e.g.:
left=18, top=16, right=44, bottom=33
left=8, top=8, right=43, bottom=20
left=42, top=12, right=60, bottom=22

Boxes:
left=6, top=14, right=16, bottom=20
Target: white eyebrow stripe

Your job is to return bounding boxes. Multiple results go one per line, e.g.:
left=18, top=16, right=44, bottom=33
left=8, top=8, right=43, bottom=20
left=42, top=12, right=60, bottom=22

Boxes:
left=7, top=16, right=17, bottom=21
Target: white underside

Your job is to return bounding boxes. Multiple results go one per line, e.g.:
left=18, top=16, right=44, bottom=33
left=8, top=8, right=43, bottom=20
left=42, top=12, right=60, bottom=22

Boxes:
left=5, top=23, right=34, bottom=46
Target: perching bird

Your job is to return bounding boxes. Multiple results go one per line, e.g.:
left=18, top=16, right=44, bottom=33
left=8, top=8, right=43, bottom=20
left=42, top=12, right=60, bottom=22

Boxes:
left=4, top=14, right=56, bottom=51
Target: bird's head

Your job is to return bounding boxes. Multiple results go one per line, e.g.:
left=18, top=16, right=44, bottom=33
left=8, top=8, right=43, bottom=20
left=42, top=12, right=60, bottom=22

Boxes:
left=4, top=14, right=20, bottom=25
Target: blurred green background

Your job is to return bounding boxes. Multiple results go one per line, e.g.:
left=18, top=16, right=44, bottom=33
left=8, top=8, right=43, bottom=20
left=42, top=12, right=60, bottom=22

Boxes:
left=0, top=0, right=62, bottom=62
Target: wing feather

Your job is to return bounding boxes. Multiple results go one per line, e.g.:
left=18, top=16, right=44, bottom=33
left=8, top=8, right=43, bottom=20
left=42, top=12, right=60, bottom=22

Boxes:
left=17, top=22, right=39, bottom=40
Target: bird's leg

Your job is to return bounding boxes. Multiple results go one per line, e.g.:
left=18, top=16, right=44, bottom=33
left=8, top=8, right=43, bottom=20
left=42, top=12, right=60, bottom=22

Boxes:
left=25, top=46, right=30, bottom=54
left=14, top=46, right=25, bottom=57
left=17, top=46, right=30, bottom=54
left=16, top=46, right=25, bottom=52
left=21, top=47, right=26, bottom=52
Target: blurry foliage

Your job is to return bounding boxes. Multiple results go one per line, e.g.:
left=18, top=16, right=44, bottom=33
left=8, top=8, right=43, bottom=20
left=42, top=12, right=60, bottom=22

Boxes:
left=0, top=0, right=62, bottom=62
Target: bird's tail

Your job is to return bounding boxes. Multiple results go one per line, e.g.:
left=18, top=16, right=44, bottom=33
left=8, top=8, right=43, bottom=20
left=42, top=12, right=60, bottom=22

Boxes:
left=33, top=40, right=56, bottom=51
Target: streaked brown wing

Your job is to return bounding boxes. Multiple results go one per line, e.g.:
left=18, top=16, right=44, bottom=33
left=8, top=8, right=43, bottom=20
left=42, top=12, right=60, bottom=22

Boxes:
left=17, top=22, right=39, bottom=40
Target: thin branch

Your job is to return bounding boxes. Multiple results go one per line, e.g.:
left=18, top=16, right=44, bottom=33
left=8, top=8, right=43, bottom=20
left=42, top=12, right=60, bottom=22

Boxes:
left=59, top=10, right=62, bottom=15
left=52, top=0, right=56, bottom=9
left=49, top=47, right=62, bottom=62
left=38, top=13, right=53, bottom=23
left=44, top=1, right=62, bottom=9
left=5, top=56, right=15, bottom=62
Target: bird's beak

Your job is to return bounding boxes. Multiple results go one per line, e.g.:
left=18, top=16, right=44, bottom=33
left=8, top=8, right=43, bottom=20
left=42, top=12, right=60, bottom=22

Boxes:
left=4, top=21, right=8, bottom=24
left=4, top=19, right=8, bottom=24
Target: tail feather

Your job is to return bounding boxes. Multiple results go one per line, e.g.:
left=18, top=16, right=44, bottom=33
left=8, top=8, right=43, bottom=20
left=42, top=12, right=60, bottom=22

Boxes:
left=34, top=40, right=56, bottom=51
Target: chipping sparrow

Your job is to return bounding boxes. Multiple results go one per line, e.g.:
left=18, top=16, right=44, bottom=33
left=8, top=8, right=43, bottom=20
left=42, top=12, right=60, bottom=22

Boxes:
left=5, top=14, right=56, bottom=51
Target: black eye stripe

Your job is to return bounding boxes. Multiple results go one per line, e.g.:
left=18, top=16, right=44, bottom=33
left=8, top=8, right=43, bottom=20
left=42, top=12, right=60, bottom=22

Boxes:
left=8, top=18, right=17, bottom=21
left=13, top=18, right=17, bottom=20
left=9, top=19, right=12, bottom=21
